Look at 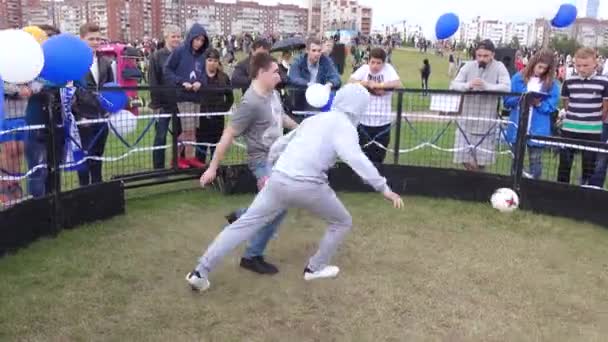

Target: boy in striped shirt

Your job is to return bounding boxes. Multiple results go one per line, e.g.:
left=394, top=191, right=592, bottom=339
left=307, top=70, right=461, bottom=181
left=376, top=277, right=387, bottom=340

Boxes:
left=558, top=48, right=608, bottom=185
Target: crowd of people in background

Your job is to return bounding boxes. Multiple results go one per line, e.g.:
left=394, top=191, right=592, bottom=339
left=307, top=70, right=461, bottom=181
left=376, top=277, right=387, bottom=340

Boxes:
left=4, top=21, right=608, bottom=207
left=450, top=39, right=608, bottom=188
left=2, top=23, right=383, bottom=206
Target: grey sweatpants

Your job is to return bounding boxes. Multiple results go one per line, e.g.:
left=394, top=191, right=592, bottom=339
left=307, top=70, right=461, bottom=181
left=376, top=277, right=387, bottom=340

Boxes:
left=195, top=172, right=353, bottom=276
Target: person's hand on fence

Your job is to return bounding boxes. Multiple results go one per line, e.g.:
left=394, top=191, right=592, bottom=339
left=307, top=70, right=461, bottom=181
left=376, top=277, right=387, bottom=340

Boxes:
left=358, top=80, right=369, bottom=88
left=18, top=86, right=32, bottom=98
left=383, top=190, right=404, bottom=209
left=200, top=167, right=217, bottom=188
left=367, top=80, right=379, bottom=89
left=469, top=78, right=485, bottom=90
left=182, top=82, right=193, bottom=91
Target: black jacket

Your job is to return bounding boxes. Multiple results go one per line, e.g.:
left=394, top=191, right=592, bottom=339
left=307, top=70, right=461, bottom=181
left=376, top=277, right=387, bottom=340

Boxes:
left=200, top=70, right=234, bottom=114
left=148, top=47, right=177, bottom=111
left=230, top=56, right=252, bottom=93
left=72, top=55, right=114, bottom=120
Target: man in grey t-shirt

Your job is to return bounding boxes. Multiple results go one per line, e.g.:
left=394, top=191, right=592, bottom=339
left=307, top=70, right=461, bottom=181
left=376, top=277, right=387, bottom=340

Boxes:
left=231, top=86, right=287, bottom=169
left=199, top=53, right=298, bottom=275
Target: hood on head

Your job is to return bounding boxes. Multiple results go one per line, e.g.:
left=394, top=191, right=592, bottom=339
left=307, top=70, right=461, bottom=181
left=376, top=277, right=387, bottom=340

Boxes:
left=185, top=23, right=209, bottom=54
left=331, top=83, right=370, bottom=125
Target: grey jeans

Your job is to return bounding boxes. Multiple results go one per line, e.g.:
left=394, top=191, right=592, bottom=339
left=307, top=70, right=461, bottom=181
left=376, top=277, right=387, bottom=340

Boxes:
left=196, top=171, right=353, bottom=276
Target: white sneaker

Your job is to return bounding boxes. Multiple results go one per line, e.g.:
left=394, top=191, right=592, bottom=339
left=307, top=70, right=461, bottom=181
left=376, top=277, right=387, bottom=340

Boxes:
left=581, top=184, right=603, bottom=190
left=186, top=271, right=210, bottom=292
left=303, top=265, right=340, bottom=281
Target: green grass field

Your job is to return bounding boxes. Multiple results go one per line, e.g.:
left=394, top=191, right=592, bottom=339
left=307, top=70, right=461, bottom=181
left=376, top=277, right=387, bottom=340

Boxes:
left=3, top=48, right=607, bottom=340
left=1, top=189, right=607, bottom=341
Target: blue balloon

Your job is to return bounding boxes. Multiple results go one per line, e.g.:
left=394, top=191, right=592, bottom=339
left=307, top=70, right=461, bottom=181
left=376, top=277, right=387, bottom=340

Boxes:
left=436, top=13, right=460, bottom=40
left=551, top=4, right=578, bottom=28
left=99, top=82, right=128, bottom=113
left=320, top=92, right=335, bottom=112
left=40, top=34, right=93, bottom=85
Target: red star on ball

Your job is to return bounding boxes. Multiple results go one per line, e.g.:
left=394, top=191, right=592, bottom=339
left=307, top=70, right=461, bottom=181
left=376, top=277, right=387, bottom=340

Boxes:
left=505, top=196, right=516, bottom=207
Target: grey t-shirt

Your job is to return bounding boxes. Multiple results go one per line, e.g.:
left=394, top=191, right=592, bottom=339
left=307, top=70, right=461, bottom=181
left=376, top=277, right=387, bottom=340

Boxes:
left=231, top=88, right=284, bottom=166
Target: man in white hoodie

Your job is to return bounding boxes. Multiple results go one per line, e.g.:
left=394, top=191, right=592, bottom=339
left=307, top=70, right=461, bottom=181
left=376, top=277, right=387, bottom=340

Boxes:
left=186, top=84, right=404, bottom=292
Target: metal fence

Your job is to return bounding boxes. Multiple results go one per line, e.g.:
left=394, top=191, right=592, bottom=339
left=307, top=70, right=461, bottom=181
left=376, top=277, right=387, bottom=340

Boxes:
left=2, top=85, right=608, bottom=212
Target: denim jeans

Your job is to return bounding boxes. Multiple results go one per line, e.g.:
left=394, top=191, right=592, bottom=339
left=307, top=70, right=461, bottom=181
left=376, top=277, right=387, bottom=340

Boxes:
left=25, top=132, right=49, bottom=198
left=589, top=123, right=608, bottom=187
left=77, top=123, right=109, bottom=186
left=528, top=146, right=543, bottom=180
left=231, top=160, right=287, bottom=259
left=25, top=129, right=64, bottom=198
left=153, top=117, right=171, bottom=170
left=152, top=109, right=182, bottom=170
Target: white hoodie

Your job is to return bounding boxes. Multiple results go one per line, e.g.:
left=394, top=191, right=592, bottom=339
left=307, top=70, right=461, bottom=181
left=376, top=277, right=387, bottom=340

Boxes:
left=270, top=84, right=390, bottom=193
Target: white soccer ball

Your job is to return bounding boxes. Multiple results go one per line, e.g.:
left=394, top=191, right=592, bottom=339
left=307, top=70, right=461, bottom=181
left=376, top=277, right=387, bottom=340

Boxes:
left=490, top=188, right=519, bottom=213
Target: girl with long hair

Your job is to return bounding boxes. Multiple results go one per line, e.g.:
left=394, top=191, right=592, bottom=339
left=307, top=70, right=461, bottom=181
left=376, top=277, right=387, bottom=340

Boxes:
left=505, top=49, right=560, bottom=180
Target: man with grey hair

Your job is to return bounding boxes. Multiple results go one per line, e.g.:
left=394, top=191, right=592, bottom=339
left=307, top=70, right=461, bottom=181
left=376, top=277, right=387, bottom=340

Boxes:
left=150, top=25, right=183, bottom=169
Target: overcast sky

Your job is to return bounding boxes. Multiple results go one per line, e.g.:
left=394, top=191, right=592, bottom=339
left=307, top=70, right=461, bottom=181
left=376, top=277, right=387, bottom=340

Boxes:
left=252, top=0, right=600, bottom=36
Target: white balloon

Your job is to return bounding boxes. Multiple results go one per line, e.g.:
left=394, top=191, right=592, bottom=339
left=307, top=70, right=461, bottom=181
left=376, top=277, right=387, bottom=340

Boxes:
left=109, top=110, right=138, bottom=137
left=0, top=29, right=44, bottom=83
left=305, top=83, right=331, bottom=108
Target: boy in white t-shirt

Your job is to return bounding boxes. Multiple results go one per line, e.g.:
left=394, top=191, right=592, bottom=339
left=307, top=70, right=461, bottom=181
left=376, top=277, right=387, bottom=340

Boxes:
left=349, top=48, right=402, bottom=163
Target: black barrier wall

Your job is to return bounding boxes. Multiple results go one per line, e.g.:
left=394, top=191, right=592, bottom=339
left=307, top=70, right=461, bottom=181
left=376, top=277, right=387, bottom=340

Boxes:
left=2, top=85, right=608, bottom=256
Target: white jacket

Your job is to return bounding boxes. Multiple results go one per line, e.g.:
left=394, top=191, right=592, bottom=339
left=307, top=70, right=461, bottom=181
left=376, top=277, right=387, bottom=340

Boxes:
left=269, top=84, right=390, bottom=193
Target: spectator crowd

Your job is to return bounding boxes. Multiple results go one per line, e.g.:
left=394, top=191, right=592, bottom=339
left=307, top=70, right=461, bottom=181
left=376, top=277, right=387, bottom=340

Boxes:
left=3, top=22, right=608, bottom=208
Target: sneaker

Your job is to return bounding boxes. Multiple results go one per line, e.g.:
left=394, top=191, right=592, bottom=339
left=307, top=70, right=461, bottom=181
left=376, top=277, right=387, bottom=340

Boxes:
left=0, top=194, right=11, bottom=207
left=185, top=270, right=210, bottom=292
left=225, top=210, right=240, bottom=224
left=240, top=256, right=279, bottom=275
left=581, top=184, right=603, bottom=190
left=303, top=265, right=340, bottom=281
left=0, top=182, right=22, bottom=201
left=173, top=158, right=191, bottom=170
left=186, top=158, right=206, bottom=169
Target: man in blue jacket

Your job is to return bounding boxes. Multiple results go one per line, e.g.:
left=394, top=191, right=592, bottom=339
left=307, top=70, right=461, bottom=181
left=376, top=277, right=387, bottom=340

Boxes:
left=164, top=23, right=209, bottom=169
left=288, top=37, right=341, bottom=115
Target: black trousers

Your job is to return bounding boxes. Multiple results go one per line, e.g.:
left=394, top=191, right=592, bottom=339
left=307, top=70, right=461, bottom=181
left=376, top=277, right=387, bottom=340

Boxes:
left=557, top=130, right=601, bottom=185
left=77, top=123, right=109, bottom=186
left=358, top=124, right=392, bottom=164
left=421, top=75, right=429, bottom=93
left=196, top=115, right=225, bottom=163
